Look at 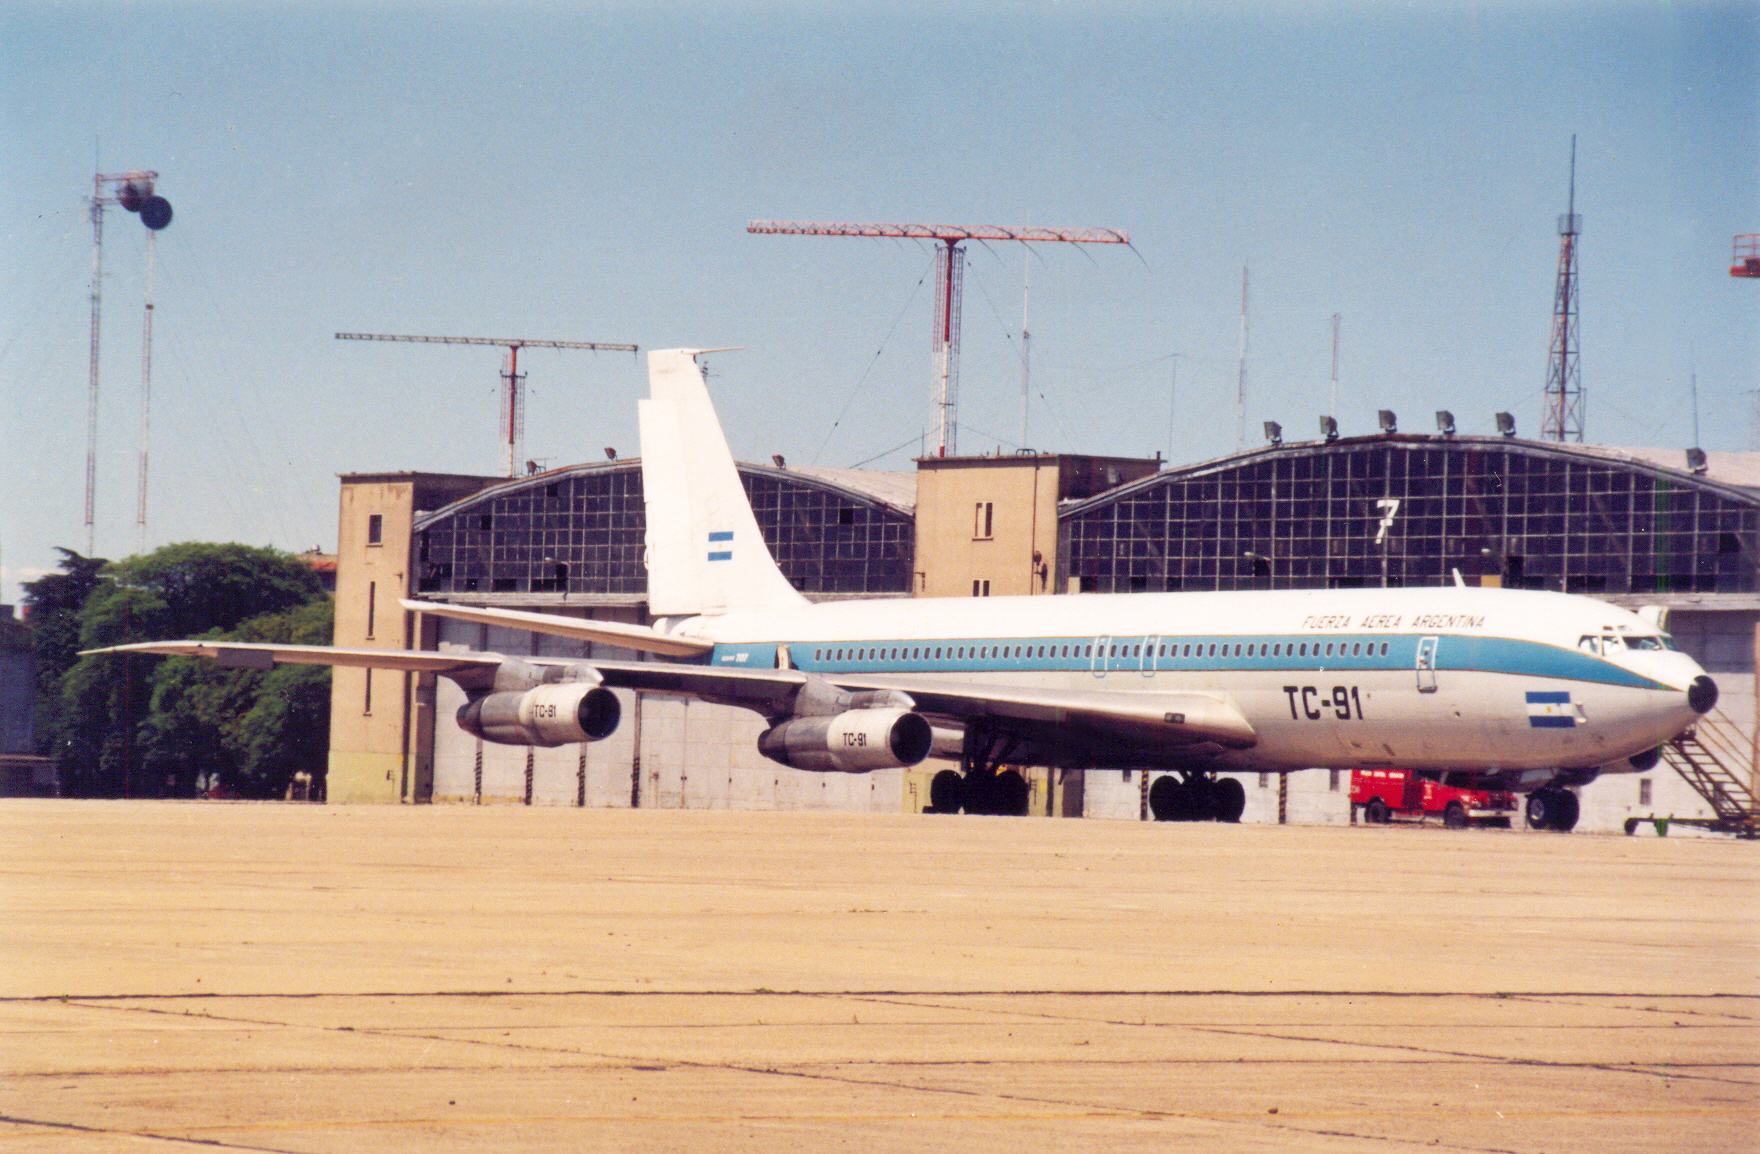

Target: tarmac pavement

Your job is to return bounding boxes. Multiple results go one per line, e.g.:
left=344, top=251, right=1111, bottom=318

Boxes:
left=0, top=799, right=1754, bottom=1152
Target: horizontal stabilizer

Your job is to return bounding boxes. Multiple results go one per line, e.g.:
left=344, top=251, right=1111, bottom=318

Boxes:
left=400, top=599, right=713, bottom=657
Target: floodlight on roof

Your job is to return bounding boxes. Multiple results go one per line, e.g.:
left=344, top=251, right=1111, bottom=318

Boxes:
left=1436, top=410, right=1455, bottom=436
left=1263, top=421, right=1282, bottom=447
left=1378, top=410, right=1398, bottom=434
left=1495, top=412, right=1517, bottom=438
left=1319, top=415, right=1339, bottom=443
left=1686, top=447, right=1708, bottom=474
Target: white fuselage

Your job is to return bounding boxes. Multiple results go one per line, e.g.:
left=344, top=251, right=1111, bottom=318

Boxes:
left=671, top=586, right=1707, bottom=774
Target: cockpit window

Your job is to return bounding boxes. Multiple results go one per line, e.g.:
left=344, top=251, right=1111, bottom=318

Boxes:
left=1626, top=635, right=1667, bottom=651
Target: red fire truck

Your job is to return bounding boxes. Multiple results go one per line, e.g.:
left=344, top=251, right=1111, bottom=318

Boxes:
left=1351, top=769, right=1516, bottom=829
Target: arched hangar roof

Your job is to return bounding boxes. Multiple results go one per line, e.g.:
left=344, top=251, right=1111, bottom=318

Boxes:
left=411, top=459, right=914, bottom=602
left=1059, top=434, right=1760, bottom=598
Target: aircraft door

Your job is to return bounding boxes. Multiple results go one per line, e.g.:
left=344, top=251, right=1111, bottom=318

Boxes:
left=1141, top=635, right=1161, bottom=678
left=1415, top=635, right=1439, bottom=693
left=1090, top=636, right=1111, bottom=679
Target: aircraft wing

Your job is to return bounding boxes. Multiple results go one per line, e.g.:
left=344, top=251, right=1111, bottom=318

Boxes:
left=399, top=599, right=713, bottom=658
left=866, top=677, right=1257, bottom=750
left=583, top=662, right=1256, bottom=751
left=87, top=642, right=1256, bottom=758
left=83, top=641, right=519, bottom=675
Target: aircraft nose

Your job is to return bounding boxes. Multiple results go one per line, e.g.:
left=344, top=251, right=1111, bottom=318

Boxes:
left=1688, top=675, right=1718, bottom=715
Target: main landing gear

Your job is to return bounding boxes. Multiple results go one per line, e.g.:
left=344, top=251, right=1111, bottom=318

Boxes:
left=926, top=728, right=1030, bottom=816
left=1148, top=772, right=1246, bottom=823
left=1524, top=787, right=1580, bottom=832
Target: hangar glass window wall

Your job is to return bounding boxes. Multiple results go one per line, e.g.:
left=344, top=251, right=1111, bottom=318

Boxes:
left=1060, top=440, right=1760, bottom=595
left=415, top=464, right=913, bottom=597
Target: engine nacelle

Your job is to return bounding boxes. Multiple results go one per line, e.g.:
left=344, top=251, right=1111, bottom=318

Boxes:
left=456, top=684, right=621, bottom=748
left=757, top=707, right=933, bottom=773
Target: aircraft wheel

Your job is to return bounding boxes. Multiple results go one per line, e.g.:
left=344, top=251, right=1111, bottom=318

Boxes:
left=1212, top=776, right=1246, bottom=823
left=1148, top=775, right=1179, bottom=821
left=1443, top=801, right=1469, bottom=830
left=963, top=773, right=996, bottom=816
left=1552, top=789, right=1580, bottom=832
left=928, top=769, right=964, bottom=814
left=1526, top=789, right=1576, bottom=831
left=1175, top=776, right=1214, bottom=821
left=996, top=770, right=1029, bottom=816
left=1363, top=797, right=1390, bottom=825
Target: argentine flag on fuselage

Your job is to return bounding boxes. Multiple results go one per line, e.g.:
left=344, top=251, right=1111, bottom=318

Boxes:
left=1526, top=690, right=1576, bottom=728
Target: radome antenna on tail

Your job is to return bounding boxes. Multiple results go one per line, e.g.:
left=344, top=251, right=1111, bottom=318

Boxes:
left=639, top=349, right=806, bottom=617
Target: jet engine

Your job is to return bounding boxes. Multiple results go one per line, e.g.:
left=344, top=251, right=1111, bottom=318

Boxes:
left=457, top=684, right=622, bottom=747
left=758, top=707, right=933, bottom=773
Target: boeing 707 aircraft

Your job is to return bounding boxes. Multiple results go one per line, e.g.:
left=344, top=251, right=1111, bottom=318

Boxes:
left=96, top=348, right=1717, bottom=829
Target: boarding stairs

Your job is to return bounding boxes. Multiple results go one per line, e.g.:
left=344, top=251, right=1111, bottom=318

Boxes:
left=1654, top=706, right=1759, bottom=838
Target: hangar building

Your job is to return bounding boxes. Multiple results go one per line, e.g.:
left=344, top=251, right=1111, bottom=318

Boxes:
left=327, top=429, right=1759, bottom=834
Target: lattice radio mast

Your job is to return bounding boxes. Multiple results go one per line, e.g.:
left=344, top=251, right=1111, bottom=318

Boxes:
left=1542, top=136, right=1583, bottom=442
left=85, top=170, right=172, bottom=554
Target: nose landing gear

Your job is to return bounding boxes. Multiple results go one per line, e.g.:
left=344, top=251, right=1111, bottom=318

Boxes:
left=1525, top=787, right=1580, bottom=832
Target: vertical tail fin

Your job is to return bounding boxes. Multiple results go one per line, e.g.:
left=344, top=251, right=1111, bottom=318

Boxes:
left=639, top=349, right=807, bottom=617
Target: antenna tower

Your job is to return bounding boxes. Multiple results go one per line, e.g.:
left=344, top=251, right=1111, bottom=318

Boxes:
left=1236, top=266, right=1249, bottom=450
left=747, top=222, right=1129, bottom=456
left=1542, top=136, right=1583, bottom=442
left=85, top=170, right=172, bottom=554
left=335, top=333, right=637, bottom=477
left=1018, top=255, right=1031, bottom=447
left=1329, top=313, right=1340, bottom=419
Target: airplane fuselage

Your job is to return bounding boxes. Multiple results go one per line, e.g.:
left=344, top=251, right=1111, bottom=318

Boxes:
left=675, top=585, right=1708, bottom=775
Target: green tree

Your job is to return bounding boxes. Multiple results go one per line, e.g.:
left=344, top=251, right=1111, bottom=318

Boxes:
left=21, top=549, right=108, bottom=762
left=60, top=543, right=326, bottom=797
left=142, top=599, right=333, bottom=799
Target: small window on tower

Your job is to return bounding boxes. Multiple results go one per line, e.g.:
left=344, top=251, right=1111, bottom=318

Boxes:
left=367, top=514, right=383, bottom=546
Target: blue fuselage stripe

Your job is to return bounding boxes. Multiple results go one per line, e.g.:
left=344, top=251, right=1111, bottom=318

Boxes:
left=703, top=634, right=1670, bottom=692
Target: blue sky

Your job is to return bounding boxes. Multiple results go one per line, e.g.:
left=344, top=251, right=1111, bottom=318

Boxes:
left=3, top=1, right=1755, bottom=603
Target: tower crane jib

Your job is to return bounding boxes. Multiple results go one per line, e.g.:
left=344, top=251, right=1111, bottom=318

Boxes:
left=746, top=221, right=1129, bottom=457
left=335, top=333, right=637, bottom=478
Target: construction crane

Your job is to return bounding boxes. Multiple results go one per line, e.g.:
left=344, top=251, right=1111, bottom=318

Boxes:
left=336, top=333, right=637, bottom=477
left=747, top=221, right=1130, bottom=457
